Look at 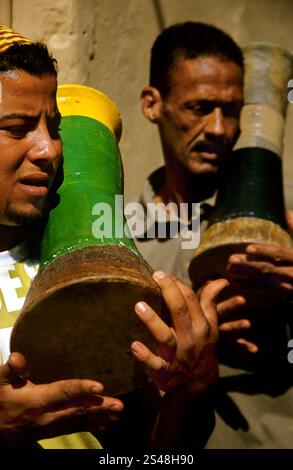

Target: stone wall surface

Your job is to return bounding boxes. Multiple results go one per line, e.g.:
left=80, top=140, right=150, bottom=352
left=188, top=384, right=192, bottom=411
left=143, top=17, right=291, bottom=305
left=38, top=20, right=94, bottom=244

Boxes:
left=4, top=0, right=293, bottom=203
left=0, top=0, right=11, bottom=25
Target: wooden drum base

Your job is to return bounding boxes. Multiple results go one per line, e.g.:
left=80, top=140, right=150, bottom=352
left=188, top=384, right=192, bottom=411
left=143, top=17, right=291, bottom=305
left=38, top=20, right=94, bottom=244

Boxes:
left=11, top=245, right=161, bottom=396
left=189, top=217, right=293, bottom=305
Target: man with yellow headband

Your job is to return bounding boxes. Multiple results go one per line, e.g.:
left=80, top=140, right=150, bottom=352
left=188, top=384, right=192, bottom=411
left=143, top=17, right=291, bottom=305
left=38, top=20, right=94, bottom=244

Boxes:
left=0, top=25, right=226, bottom=449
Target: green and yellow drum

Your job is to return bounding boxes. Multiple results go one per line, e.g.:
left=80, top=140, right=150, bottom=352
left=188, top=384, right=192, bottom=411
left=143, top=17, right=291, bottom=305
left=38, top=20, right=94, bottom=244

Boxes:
left=11, top=85, right=161, bottom=396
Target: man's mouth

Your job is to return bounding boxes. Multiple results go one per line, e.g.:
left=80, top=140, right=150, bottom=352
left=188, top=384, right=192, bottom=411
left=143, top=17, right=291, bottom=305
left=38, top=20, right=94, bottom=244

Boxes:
left=191, top=143, right=226, bottom=160
left=19, top=174, right=51, bottom=196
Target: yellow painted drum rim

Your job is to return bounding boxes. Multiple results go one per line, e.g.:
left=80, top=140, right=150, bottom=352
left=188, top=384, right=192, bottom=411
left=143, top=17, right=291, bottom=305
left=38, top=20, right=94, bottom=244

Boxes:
left=57, top=84, right=122, bottom=141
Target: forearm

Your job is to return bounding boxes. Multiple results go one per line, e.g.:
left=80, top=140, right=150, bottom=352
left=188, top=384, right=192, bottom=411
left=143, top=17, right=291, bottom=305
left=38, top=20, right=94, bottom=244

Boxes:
left=151, top=389, right=215, bottom=449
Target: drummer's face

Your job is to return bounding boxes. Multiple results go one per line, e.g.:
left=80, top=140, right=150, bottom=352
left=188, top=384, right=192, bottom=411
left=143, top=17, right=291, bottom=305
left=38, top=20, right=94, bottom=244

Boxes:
left=152, top=56, right=243, bottom=175
left=0, top=70, right=62, bottom=226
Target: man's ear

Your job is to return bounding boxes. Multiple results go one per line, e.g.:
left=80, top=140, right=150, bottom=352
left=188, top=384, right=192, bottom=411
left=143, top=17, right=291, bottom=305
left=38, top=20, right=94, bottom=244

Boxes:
left=140, top=86, right=162, bottom=123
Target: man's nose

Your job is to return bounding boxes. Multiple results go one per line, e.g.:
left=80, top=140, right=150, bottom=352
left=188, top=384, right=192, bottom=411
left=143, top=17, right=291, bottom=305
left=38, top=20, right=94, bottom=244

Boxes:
left=204, top=108, right=225, bottom=138
left=27, top=128, right=60, bottom=167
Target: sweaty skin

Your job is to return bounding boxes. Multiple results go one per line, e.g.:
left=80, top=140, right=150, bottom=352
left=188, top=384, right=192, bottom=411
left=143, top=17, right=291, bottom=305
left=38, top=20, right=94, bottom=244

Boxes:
left=132, top=271, right=228, bottom=447
left=141, top=57, right=243, bottom=205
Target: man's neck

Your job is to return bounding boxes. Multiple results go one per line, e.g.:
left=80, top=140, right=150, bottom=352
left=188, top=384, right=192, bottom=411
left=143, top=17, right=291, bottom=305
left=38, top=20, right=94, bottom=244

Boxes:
left=159, top=161, right=217, bottom=206
left=0, top=225, right=27, bottom=252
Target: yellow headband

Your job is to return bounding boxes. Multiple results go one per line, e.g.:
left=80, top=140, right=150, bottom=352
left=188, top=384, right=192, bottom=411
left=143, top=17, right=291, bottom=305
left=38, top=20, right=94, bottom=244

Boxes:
left=0, top=25, right=32, bottom=53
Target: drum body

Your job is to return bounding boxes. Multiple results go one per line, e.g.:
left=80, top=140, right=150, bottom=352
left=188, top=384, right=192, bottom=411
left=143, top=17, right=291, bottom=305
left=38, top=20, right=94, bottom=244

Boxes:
left=11, top=85, right=161, bottom=396
left=189, top=44, right=293, bottom=295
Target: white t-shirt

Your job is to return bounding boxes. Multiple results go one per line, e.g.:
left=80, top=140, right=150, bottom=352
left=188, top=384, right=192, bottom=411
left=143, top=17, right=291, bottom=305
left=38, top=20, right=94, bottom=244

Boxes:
left=0, top=242, right=101, bottom=449
left=0, top=242, right=38, bottom=364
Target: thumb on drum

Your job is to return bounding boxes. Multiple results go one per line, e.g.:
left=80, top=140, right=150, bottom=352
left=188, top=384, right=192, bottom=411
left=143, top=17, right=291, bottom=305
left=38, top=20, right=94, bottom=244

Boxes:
left=0, top=352, right=27, bottom=383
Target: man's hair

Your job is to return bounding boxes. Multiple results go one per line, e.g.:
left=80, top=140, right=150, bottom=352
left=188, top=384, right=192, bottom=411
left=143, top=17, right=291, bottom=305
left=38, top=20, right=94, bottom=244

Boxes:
left=150, top=21, right=243, bottom=97
left=0, top=42, right=57, bottom=76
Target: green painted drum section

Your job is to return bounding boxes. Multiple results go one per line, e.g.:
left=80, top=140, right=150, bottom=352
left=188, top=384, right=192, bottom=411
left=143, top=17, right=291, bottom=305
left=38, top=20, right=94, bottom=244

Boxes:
left=40, top=115, right=140, bottom=268
left=209, top=147, right=287, bottom=229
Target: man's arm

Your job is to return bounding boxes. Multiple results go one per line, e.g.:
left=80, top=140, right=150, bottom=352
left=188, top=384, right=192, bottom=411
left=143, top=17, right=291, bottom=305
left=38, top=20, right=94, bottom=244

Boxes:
left=213, top=211, right=293, bottom=355
left=227, top=242, right=293, bottom=297
left=0, top=352, right=124, bottom=447
left=226, top=210, right=293, bottom=299
left=132, top=273, right=227, bottom=448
